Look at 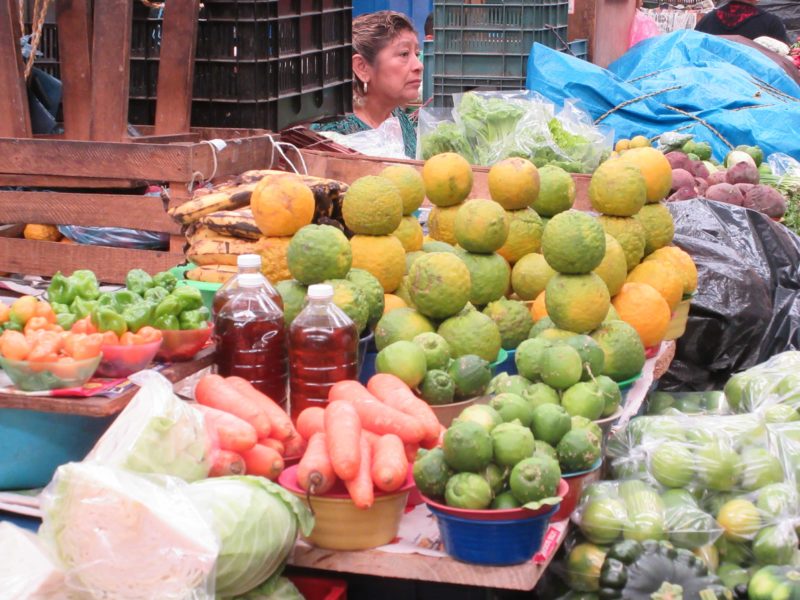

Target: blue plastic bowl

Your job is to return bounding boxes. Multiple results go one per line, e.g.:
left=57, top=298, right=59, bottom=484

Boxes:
left=493, top=348, right=517, bottom=375
left=490, top=349, right=509, bottom=376
left=429, top=504, right=558, bottom=566
left=0, top=409, right=114, bottom=490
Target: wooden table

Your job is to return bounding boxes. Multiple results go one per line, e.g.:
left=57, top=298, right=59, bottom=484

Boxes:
left=0, top=347, right=214, bottom=417
left=288, top=341, right=677, bottom=591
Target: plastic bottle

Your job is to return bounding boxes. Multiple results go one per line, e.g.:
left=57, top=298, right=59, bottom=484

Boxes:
left=214, top=272, right=288, bottom=405
left=212, top=254, right=282, bottom=318
left=288, top=283, right=359, bottom=420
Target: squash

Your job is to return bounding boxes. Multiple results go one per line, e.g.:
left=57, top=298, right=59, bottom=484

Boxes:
left=747, top=566, right=800, bottom=600
left=24, top=224, right=61, bottom=241
left=598, top=540, right=731, bottom=600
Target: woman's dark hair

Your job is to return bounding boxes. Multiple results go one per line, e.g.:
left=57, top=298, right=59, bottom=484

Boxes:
left=352, top=11, right=417, bottom=97
left=424, top=14, right=433, bottom=37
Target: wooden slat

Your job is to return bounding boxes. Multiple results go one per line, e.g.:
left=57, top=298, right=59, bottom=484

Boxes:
left=0, top=349, right=215, bottom=417
left=90, top=0, right=133, bottom=141
left=0, top=134, right=275, bottom=182
left=0, top=238, right=184, bottom=284
left=0, top=173, right=145, bottom=189
left=154, top=0, right=200, bottom=135
left=0, top=0, right=31, bottom=137
left=56, top=0, right=93, bottom=140
left=130, top=133, right=203, bottom=144
left=0, top=191, right=181, bottom=234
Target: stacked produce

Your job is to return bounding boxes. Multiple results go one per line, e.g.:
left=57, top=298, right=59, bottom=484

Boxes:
left=290, top=374, right=442, bottom=508
left=168, top=170, right=349, bottom=284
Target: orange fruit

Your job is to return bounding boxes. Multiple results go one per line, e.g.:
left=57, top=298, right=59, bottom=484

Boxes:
left=251, top=174, right=315, bottom=237
left=626, top=259, right=683, bottom=311
left=612, top=283, right=670, bottom=347
left=383, top=294, right=408, bottom=314
left=531, top=291, right=548, bottom=322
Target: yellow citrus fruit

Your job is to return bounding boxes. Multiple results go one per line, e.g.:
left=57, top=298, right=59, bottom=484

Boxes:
left=342, top=175, right=403, bottom=235
left=593, top=234, right=628, bottom=296
left=635, top=203, right=675, bottom=255
left=380, top=164, right=426, bottom=215
left=511, top=252, right=556, bottom=300
left=422, top=152, right=473, bottom=207
left=614, top=139, right=631, bottom=152
left=383, top=294, right=408, bottom=314
left=531, top=291, right=548, bottom=321
left=597, top=215, right=647, bottom=272
left=629, top=135, right=651, bottom=149
left=645, top=246, right=697, bottom=294
left=541, top=210, right=606, bottom=274
left=589, top=160, right=647, bottom=217
left=612, top=282, right=670, bottom=347
left=488, top=157, right=540, bottom=210
left=619, top=147, right=673, bottom=202
left=497, top=208, right=544, bottom=264
left=392, top=215, right=424, bottom=252
left=626, top=259, right=684, bottom=311
left=545, top=273, right=611, bottom=334
left=718, top=499, right=761, bottom=542
left=254, top=236, right=292, bottom=283
left=251, top=174, right=315, bottom=237
left=454, top=199, right=510, bottom=254
left=427, top=204, right=460, bottom=245
left=350, top=234, right=406, bottom=292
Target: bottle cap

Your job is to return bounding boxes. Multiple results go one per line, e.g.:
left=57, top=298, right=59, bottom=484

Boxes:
left=238, top=273, right=263, bottom=288
left=307, top=284, right=334, bottom=300
left=238, top=254, right=262, bottom=268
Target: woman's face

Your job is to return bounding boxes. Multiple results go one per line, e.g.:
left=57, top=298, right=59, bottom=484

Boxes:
left=364, top=30, right=423, bottom=106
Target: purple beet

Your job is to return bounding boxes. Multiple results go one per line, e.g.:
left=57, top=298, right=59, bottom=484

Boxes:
left=746, top=185, right=787, bottom=218
left=665, top=151, right=692, bottom=171
left=706, top=183, right=744, bottom=206
left=671, top=169, right=695, bottom=192
left=667, top=186, right=698, bottom=202
left=726, top=161, right=760, bottom=185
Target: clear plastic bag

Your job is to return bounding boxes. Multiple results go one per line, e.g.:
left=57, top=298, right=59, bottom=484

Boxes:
left=723, top=350, right=800, bottom=414
left=646, top=390, right=730, bottom=416
left=416, top=107, right=475, bottom=163
left=0, top=522, right=66, bottom=600
left=85, top=370, right=212, bottom=482
left=323, top=116, right=406, bottom=159
left=39, top=463, right=219, bottom=599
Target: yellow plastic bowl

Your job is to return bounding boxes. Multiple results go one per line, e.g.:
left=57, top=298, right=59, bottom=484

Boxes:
left=279, top=465, right=412, bottom=551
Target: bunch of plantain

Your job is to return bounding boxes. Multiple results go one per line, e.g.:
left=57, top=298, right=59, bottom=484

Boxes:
left=185, top=264, right=238, bottom=284
left=186, top=235, right=262, bottom=266
left=198, top=208, right=261, bottom=240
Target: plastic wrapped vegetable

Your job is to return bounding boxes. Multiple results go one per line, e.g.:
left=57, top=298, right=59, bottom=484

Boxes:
left=85, top=370, right=212, bottom=481
left=125, top=268, right=154, bottom=295
left=0, top=522, right=66, bottom=600
left=187, top=476, right=313, bottom=597
left=646, top=390, right=729, bottom=416
left=724, top=351, right=800, bottom=415
left=39, top=463, right=219, bottom=599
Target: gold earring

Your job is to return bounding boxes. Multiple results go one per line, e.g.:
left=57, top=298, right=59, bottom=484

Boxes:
left=364, top=81, right=368, bottom=95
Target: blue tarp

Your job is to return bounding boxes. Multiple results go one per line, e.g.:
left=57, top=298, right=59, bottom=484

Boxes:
left=525, top=30, right=800, bottom=161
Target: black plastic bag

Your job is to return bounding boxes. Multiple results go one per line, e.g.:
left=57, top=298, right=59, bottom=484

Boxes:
left=659, top=199, right=800, bottom=391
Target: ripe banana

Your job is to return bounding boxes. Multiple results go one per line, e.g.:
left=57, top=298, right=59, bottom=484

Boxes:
left=198, top=208, right=260, bottom=240
left=185, top=223, right=221, bottom=244
left=186, top=236, right=262, bottom=266
left=185, top=264, right=238, bottom=284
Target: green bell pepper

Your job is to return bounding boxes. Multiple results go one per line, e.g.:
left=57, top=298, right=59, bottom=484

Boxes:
left=122, top=302, right=154, bottom=333
left=179, top=307, right=210, bottom=330
left=153, top=271, right=178, bottom=293
left=3, top=320, right=22, bottom=332
left=154, top=295, right=183, bottom=319
left=153, top=313, right=180, bottom=330
left=143, top=286, right=169, bottom=304
left=71, top=297, right=98, bottom=319
left=70, top=269, right=100, bottom=300
left=171, top=286, right=203, bottom=312
left=91, top=307, right=128, bottom=337
left=125, top=269, right=154, bottom=295
left=47, top=271, right=77, bottom=305
left=51, top=302, right=71, bottom=315
left=56, top=312, right=78, bottom=331
left=113, top=290, right=142, bottom=312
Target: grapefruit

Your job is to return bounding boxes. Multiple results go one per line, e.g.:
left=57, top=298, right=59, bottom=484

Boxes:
left=454, top=199, right=510, bottom=254
left=408, top=252, right=472, bottom=319
left=511, top=252, right=556, bottom=300
left=541, top=210, right=606, bottom=274
left=497, top=208, right=544, bottom=264
left=531, top=165, right=575, bottom=216
left=488, top=157, right=540, bottom=210
left=589, top=160, right=647, bottom=216
left=423, top=152, right=473, bottom=207
left=380, top=164, right=425, bottom=215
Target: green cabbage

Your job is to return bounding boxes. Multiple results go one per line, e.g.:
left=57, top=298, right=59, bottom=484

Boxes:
left=86, top=370, right=211, bottom=481
left=40, top=463, right=219, bottom=599
left=187, top=476, right=314, bottom=598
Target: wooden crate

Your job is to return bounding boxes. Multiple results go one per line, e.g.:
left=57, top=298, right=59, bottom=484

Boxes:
left=0, top=128, right=276, bottom=283
left=299, top=149, right=592, bottom=210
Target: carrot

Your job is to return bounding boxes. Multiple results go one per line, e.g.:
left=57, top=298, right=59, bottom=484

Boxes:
left=328, top=380, right=426, bottom=444
left=296, top=406, right=326, bottom=441
left=345, top=434, right=374, bottom=509
left=404, top=442, right=421, bottom=463
left=362, top=429, right=381, bottom=448
left=420, top=425, right=446, bottom=450
left=195, top=374, right=271, bottom=438
left=261, top=438, right=285, bottom=456
left=241, top=444, right=285, bottom=480
left=225, top=376, right=294, bottom=441
left=367, top=374, right=441, bottom=444
left=283, top=434, right=307, bottom=458
left=209, top=448, right=246, bottom=477
left=196, top=405, right=258, bottom=453
left=371, top=434, right=409, bottom=493
left=297, top=432, right=336, bottom=495
left=324, top=400, right=362, bottom=480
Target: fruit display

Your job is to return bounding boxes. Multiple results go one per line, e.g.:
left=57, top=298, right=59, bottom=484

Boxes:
left=413, top=402, right=565, bottom=510
left=724, top=351, right=800, bottom=416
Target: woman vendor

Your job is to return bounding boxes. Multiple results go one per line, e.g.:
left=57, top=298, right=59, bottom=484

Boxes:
left=312, top=11, right=423, bottom=159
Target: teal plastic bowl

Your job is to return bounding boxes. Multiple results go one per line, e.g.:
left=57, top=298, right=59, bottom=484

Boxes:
left=490, top=349, right=508, bottom=375
left=170, top=264, right=220, bottom=313
left=618, top=372, right=643, bottom=403
left=0, top=409, right=114, bottom=490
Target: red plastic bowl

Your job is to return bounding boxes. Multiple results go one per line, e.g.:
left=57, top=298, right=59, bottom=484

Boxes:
left=95, top=339, right=162, bottom=378
left=155, top=325, right=212, bottom=362
left=552, top=459, right=603, bottom=521
left=278, top=464, right=416, bottom=498
left=421, top=478, right=568, bottom=521
left=645, top=343, right=661, bottom=359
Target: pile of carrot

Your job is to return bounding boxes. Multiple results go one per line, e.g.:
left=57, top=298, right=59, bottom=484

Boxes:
left=293, top=373, right=445, bottom=509
left=194, top=374, right=305, bottom=480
